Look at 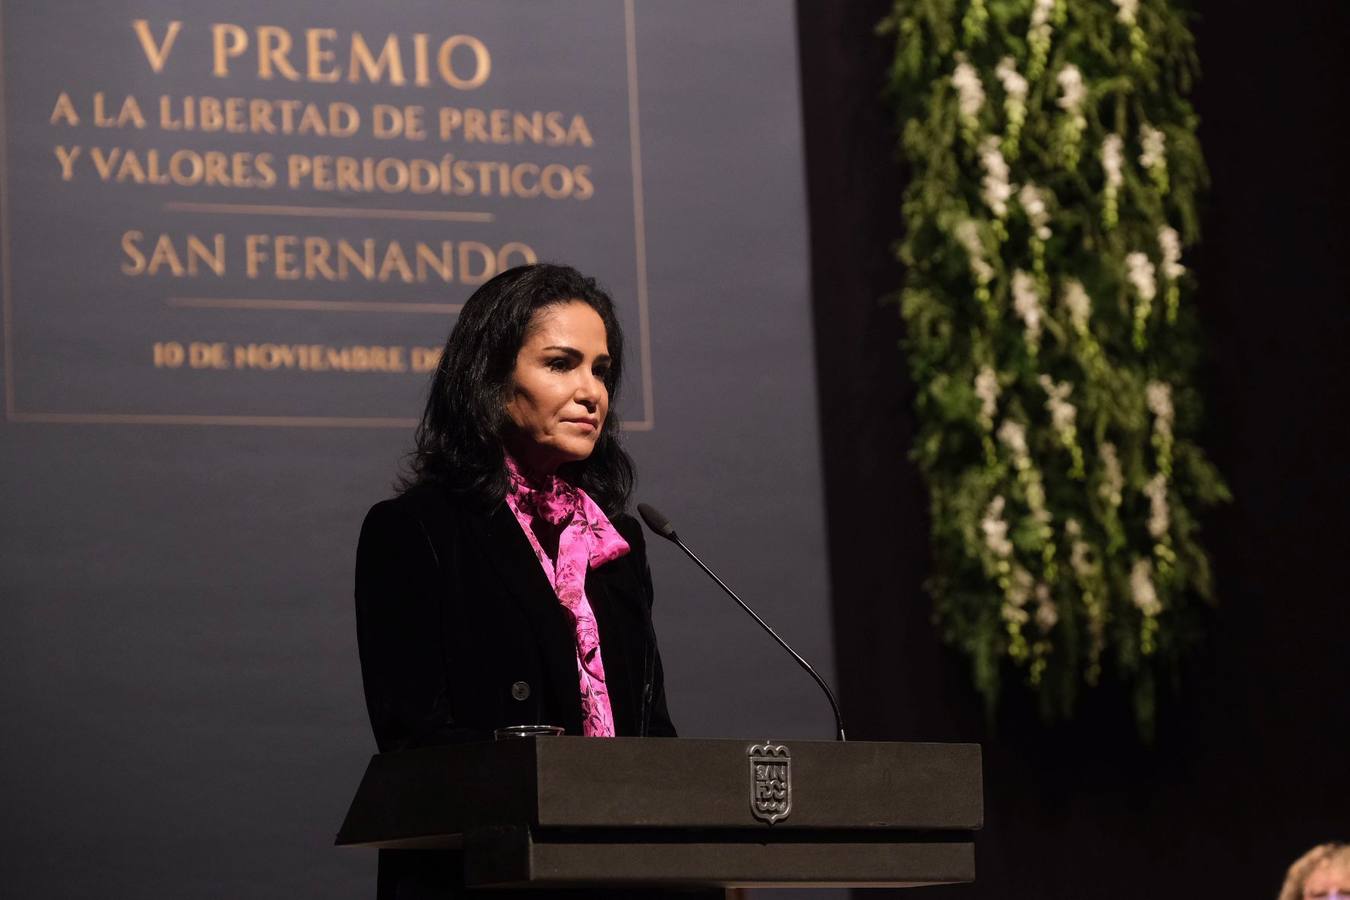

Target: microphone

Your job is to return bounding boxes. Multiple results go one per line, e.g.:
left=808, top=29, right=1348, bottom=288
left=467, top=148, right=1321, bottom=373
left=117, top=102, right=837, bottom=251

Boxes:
left=636, top=502, right=847, bottom=742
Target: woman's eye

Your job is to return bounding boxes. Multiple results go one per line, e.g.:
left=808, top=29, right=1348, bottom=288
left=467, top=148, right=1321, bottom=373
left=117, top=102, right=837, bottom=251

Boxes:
left=594, top=366, right=611, bottom=380
left=547, top=357, right=570, bottom=372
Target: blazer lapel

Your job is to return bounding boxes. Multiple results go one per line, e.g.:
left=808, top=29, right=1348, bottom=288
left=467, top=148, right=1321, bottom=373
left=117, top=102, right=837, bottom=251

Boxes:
left=586, top=558, right=644, bottom=736
left=470, top=503, right=584, bottom=735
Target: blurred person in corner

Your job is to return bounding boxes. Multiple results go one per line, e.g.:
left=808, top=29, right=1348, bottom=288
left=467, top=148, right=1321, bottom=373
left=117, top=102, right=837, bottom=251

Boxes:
left=1280, top=843, right=1350, bottom=900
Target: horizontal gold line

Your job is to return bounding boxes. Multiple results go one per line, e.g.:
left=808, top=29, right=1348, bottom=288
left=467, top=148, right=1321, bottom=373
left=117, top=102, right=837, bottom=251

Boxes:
left=8, top=411, right=419, bottom=428
left=167, top=297, right=462, bottom=314
left=8, top=411, right=652, bottom=430
left=162, top=201, right=494, bottom=223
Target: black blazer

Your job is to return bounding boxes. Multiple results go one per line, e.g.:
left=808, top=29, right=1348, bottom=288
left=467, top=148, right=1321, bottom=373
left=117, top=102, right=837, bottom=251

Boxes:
left=355, top=482, right=676, bottom=751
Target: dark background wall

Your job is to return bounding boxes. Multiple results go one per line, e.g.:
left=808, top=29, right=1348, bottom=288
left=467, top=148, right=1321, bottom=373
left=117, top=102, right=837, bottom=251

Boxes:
left=797, top=1, right=1350, bottom=897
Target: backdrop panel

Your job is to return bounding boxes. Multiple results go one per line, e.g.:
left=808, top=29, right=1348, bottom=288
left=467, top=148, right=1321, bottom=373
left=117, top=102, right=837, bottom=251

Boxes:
left=0, top=2, right=835, bottom=897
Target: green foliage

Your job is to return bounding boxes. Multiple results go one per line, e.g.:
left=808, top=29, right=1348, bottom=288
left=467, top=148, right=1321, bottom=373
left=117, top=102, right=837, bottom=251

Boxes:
left=879, top=0, right=1228, bottom=735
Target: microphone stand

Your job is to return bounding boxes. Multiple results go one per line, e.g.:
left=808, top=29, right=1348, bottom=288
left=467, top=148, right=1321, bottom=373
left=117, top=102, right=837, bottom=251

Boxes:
left=639, top=504, right=847, bottom=742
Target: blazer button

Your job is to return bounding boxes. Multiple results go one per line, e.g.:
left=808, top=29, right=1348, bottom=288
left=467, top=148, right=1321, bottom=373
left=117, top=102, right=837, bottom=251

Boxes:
left=511, top=681, right=531, bottom=701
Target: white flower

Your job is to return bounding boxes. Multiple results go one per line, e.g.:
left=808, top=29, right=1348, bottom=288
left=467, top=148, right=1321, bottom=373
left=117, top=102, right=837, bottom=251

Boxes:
left=1101, top=134, right=1124, bottom=191
left=954, top=220, right=995, bottom=284
left=1130, top=557, right=1162, bottom=616
left=1002, top=565, right=1034, bottom=627
left=979, top=136, right=1012, bottom=218
left=1146, top=381, right=1174, bottom=438
left=995, top=56, right=1028, bottom=104
left=1144, top=473, right=1170, bottom=538
left=1139, top=124, right=1166, bottom=170
left=1113, top=0, right=1139, bottom=26
left=1065, top=519, right=1098, bottom=580
left=995, top=57, right=1030, bottom=146
left=1128, top=253, right=1158, bottom=340
left=999, top=417, right=1051, bottom=525
left=1038, top=375, right=1077, bottom=433
left=975, top=366, right=1000, bottom=424
left=1031, top=0, right=1055, bottom=28
left=1056, top=65, right=1086, bottom=114
left=952, top=58, right=986, bottom=123
left=1062, top=279, right=1092, bottom=333
left=981, top=495, right=1014, bottom=558
left=1055, top=66, right=1088, bottom=168
left=1146, top=380, right=1173, bottom=423
left=1019, top=182, right=1053, bottom=241
left=1008, top=565, right=1034, bottom=609
left=998, top=419, right=1028, bottom=458
left=1099, top=442, right=1124, bottom=506
left=1159, top=226, right=1185, bottom=280
left=1012, top=270, right=1043, bottom=348
left=1126, top=252, right=1157, bottom=303
left=1070, top=543, right=1093, bottom=579
left=1034, top=583, right=1058, bottom=632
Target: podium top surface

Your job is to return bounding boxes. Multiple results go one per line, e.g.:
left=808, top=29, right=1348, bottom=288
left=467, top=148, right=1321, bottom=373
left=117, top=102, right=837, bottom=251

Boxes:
left=337, top=737, right=982, bottom=848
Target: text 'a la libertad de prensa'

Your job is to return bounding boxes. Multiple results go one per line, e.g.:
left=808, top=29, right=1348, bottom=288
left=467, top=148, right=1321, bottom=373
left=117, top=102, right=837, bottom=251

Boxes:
left=52, top=92, right=596, bottom=147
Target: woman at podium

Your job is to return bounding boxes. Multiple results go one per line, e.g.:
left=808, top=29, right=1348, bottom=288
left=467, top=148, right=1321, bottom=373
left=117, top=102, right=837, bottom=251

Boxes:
left=355, top=263, right=677, bottom=754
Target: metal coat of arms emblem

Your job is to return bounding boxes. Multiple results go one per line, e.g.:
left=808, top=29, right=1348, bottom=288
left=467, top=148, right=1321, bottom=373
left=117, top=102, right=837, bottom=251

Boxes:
left=747, top=741, right=792, bottom=824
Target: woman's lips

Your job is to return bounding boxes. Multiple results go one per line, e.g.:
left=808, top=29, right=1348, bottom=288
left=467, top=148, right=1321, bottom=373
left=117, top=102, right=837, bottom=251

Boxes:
left=563, top=418, right=598, bottom=431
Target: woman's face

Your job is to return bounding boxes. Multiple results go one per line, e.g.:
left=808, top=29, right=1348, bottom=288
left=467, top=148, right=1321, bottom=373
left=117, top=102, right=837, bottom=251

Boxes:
left=504, top=301, right=611, bottom=474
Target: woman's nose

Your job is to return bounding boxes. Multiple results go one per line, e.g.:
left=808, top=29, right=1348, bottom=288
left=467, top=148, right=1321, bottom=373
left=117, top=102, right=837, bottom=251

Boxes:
left=574, top=373, right=602, bottom=409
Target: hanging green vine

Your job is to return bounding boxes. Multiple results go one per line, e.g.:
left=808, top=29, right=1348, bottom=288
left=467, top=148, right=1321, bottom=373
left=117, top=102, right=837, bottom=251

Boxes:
left=879, top=0, right=1229, bottom=735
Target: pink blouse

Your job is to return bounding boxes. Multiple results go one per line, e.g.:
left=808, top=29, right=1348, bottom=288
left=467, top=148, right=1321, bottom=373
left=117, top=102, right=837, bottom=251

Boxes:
left=503, top=457, right=629, bottom=737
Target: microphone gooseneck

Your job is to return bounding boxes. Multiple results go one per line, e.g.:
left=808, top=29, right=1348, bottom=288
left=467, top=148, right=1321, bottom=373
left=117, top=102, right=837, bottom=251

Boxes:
left=637, top=502, right=847, bottom=742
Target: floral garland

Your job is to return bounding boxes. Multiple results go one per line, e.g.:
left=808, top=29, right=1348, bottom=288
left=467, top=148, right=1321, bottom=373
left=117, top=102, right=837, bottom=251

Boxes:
left=879, top=0, right=1229, bottom=734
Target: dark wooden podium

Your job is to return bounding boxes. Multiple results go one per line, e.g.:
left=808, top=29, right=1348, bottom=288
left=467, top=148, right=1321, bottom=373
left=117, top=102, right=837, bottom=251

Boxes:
left=337, top=737, right=982, bottom=891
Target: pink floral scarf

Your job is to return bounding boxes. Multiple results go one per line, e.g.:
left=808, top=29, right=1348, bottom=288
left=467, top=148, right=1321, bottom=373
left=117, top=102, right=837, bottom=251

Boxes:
left=503, top=456, right=629, bottom=737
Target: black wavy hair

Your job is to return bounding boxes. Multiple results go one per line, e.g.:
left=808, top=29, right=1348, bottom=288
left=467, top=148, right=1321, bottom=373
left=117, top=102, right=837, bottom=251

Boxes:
left=401, top=263, right=635, bottom=514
